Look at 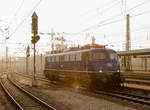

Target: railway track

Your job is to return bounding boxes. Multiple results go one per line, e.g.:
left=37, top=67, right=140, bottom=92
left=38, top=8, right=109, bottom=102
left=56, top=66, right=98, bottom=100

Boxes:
left=14, top=72, right=50, bottom=83
left=11, top=72, right=150, bottom=109
left=0, top=76, right=56, bottom=110
left=0, top=82, right=17, bottom=110
left=12, top=72, right=58, bottom=88
left=121, top=72, right=150, bottom=80
left=124, top=79, right=150, bottom=86
left=121, top=73, right=150, bottom=86
left=94, top=89, right=150, bottom=109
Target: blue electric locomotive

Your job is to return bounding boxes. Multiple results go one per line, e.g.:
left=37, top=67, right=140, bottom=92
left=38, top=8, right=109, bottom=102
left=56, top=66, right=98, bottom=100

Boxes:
left=44, top=46, right=122, bottom=89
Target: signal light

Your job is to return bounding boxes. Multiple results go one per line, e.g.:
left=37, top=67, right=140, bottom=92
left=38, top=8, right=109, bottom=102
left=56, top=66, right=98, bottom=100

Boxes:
left=31, top=35, right=40, bottom=44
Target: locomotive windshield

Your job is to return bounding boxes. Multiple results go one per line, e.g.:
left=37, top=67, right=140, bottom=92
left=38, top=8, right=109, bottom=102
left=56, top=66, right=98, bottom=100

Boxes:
left=109, top=52, right=118, bottom=60
left=93, top=52, right=106, bottom=60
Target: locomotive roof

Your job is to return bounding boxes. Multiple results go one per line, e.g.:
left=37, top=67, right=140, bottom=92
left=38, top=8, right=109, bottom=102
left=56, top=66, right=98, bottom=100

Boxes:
left=46, top=48, right=116, bottom=57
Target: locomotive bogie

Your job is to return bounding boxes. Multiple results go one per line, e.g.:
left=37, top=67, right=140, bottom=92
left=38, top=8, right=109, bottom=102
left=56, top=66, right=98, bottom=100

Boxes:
left=44, top=69, right=121, bottom=89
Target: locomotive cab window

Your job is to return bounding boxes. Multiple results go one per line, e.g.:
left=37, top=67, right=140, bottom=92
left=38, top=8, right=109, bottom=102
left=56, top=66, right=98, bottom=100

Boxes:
left=93, top=52, right=106, bottom=60
left=56, top=56, right=59, bottom=62
left=109, top=52, right=118, bottom=60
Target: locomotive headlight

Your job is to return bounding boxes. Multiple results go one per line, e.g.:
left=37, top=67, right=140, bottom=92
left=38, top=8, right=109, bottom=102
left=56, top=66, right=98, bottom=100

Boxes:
left=99, top=70, right=102, bottom=72
left=107, top=62, right=113, bottom=67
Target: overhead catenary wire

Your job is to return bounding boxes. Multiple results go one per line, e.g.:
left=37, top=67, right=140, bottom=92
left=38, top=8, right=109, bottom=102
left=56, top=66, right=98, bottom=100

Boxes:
left=92, top=26, right=150, bottom=47
left=8, top=0, right=25, bottom=26
left=100, top=24, right=150, bottom=38
left=78, top=9, right=150, bottom=34
left=77, top=0, right=150, bottom=34
left=80, top=0, right=120, bottom=17
left=79, top=16, right=125, bottom=33
left=104, top=35, right=150, bottom=48
left=10, top=0, right=43, bottom=37
left=3, top=0, right=150, bottom=53
left=98, top=0, right=120, bottom=14
left=126, top=0, right=150, bottom=12
left=81, top=0, right=121, bottom=25
left=99, top=34, right=150, bottom=45
left=81, top=0, right=150, bottom=26
left=9, top=0, right=150, bottom=38
left=131, top=9, right=150, bottom=17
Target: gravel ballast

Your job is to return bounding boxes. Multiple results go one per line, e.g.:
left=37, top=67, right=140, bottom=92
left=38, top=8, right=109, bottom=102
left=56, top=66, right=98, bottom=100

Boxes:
left=14, top=74, right=139, bottom=110
left=39, top=88, right=137, bottom=110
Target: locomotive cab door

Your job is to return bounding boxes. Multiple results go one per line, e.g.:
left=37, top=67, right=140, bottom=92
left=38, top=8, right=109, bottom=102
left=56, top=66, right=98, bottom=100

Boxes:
left=81, top=52, right=93, bottom=89
left=83, top=52, right=90, bottom=71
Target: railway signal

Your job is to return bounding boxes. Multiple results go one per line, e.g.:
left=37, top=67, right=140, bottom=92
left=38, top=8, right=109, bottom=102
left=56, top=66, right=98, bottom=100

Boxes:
left=32, top=12, right=38, bottom=35
left=31, top=12, right=40, bottom=86
left=31, top=12, right=40, bottom=44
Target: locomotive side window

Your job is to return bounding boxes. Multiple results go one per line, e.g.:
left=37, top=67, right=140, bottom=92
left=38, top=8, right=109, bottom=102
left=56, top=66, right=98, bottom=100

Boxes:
left=60, top=55, right=65, bottom=61
left=56, top=56, right=59, bottom=62
left=89, top=53, right=92, bottom=61
left=70, top=54, right=75, bottom=61
left=50, top=57, right=52, bottom=62
left=48, top=57, right=51, bottom=62
left=93, top=52, right=105, bottom=60
left=65, top=54, right=69, bottom=61
left=52, top=56, right=55, bottom=62
left=54, top=56, right=56, bottom=62
left=68, top=55, right=70, bottom=61
left=63, top=55, right=65, bottom=61
left=76, top=53, right=81, bottom=61
left=51, top=56, right=53, bottom=62
left=46, top=57, right=49, bottom=62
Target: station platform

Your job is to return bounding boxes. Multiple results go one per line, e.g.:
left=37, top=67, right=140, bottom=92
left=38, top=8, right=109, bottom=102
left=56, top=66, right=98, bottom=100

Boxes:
left=123, top=83, right=150, bottom=91
left=121, top=71, right=150, bottom=75
left=125, top=78, right=150, bottom=83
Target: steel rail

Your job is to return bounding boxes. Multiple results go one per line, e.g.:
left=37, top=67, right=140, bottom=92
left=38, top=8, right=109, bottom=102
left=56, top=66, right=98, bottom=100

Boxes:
left=0, top=80, right=23, bottom=110
left=95, top=89, right=150, bottom=106
left=8, top=77, right=56, bottom=110
left=14, top=72, right=50, bottom=82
